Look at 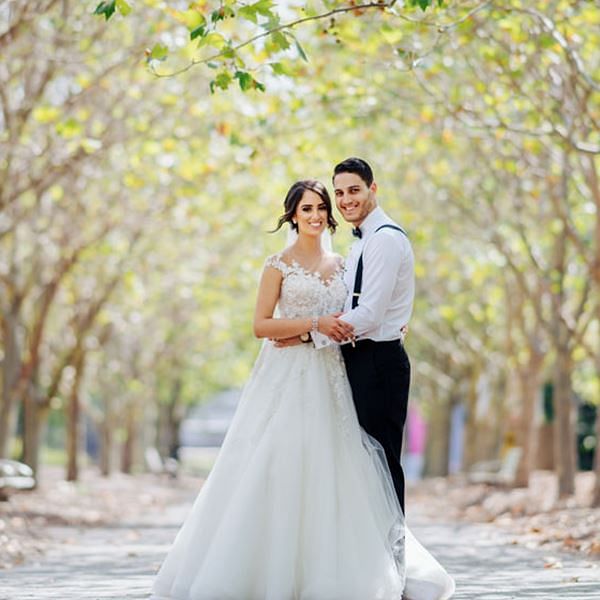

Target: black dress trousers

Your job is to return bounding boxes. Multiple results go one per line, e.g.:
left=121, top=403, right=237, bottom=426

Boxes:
left=341, top=338, right=410, bottom=514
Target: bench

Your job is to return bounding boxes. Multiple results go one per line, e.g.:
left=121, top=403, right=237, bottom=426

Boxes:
left=144, top=447, right=178, bottom=479
left=468, top=447, right=522, bottom=486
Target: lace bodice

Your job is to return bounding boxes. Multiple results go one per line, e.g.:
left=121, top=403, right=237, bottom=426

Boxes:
left=265, top=253, right=347, bottom=318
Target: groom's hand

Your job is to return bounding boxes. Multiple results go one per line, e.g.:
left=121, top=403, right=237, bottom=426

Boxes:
left=318, top=314, right=354, bottom=343
left=272, top=336, right=302, bottom=348
left=400, top=324, right=408, bottom=342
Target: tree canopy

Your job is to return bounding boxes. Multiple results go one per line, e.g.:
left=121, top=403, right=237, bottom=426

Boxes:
left=1, top=0, right=599, bottom=500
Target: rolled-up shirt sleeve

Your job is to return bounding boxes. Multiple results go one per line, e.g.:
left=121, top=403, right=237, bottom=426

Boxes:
left=340, top=233, right=403, bottom=337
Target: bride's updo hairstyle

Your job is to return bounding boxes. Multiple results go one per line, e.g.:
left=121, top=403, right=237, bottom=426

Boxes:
left=272, top=180, right=338, bottom=234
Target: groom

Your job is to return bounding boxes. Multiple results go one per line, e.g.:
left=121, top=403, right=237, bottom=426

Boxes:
left=318, top=157, right=415, bottom=514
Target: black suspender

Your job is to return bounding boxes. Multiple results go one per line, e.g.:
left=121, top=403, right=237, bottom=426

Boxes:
left=351, top=224, right=407, bottom=309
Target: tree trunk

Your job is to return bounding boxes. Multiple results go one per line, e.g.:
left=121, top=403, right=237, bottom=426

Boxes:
left=462, top=366, right=480, bottom=470
left=156, top=402, right=168, bottom=458
left=99, top=421, right=112, bottom=476
left=590, top=286, right=600, bottom=506
left=155, top=378, right=183, bottom=460
left=424, top=388, right=453, bottom=477
left=550, top=150, right=577, bottom=498
left=514, top=348, right=544, bottom=488
left=535, top=381, right=555, bottom=470
left=21, top=388, right=49, bottom=478
left=121, top=401, right=136, bottom=474
left=0, top=305, right=21, bottom=458
left=99, top=394, right=113, bottom=477
left=66, top=351, right=86, bottom=482
left=167, top=378, right=182, bottom=459
left=553, top=344, right=576, bottom=497
left=591, top=405, right=600, bottom=507
left=536, top=424, right=554, bottom=469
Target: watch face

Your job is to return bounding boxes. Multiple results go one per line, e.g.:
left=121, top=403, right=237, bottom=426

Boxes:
left=300, top=333, right=310, bottom=342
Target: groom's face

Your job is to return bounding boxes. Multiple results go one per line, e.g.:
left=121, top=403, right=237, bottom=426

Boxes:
left=333, top=172, right=377, bottom=227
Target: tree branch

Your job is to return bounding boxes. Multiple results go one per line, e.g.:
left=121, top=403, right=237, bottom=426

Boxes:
left=507, top=5, right=600, bottom=93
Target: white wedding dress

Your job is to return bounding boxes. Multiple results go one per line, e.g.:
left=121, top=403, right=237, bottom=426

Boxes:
left=150, top=254, right=455, bottom=600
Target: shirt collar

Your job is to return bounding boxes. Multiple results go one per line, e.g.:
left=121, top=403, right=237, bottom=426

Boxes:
left=358, top=206, right=387, bottom=239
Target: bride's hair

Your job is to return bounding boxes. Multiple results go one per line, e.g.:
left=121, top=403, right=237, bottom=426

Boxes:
left=272, top=180, right=338, bottom=234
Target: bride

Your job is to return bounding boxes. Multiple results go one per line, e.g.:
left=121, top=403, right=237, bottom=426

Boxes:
left=150, top=180, right=455, bottom=600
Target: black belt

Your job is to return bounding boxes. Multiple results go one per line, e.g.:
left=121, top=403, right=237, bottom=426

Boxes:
left=349, top=338, right=403, bottom=348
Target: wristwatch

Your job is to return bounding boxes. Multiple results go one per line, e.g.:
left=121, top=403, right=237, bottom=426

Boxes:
left=300, top=332, right=312, bottom=343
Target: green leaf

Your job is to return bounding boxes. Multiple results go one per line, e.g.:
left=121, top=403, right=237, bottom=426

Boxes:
left=538, top=33, right=556, bottom=49
left=255, top=0, right=275, bottom=16
left=93, top=1, right=116, bottom=20
left=197, top=32, right=227, bottom=50
left=235, top=70, right=253, bottom=91
left=150, top=43, right=168, bottom=61
left=190, top=25, right=206, bottom=41
left=238, top=6, right=259, bottom=24
left=408, top=0, right=440, bottom=9
left=211, top=6, right=234, bottom=23
left=283, top=31, right=308, bottom=62
left=270, top=62, right=293, bottom=76
left=181, top=9, right=206, bottom=30
left=210, top=71, right=233, bottom=94
left=56, top=118, right=83, bottom=139
left=238, top=0, right=274, bottom=23
left=116, top=0, right=131, bottom=16
left=294, top=40, right=308, bottom=62
left=264, top=11, right=281, bottom=30
left=233, top=71, right=265, bottom=93
left=216, top=72, right=233, bottom=87
left=270, top=31, right=290, bottom=50
left=222, top=45, right=235, bottom=59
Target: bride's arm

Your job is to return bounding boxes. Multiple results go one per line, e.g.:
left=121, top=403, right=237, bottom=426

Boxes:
left=253, top=265, right=314, bottom=339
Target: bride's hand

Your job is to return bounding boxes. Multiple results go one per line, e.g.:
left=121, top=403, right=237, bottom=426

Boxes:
left=318, top=315, right=354, bottom=343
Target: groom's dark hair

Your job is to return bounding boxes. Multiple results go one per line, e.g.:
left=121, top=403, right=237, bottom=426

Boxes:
left=333, top=157, right=374, bottom=187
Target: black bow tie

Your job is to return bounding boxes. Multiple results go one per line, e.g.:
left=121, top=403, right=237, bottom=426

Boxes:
left=352, top=227, right=362, bottom=239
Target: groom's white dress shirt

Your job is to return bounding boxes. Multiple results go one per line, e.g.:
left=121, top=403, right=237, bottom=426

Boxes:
left=313, top=206, right=414, bottom=349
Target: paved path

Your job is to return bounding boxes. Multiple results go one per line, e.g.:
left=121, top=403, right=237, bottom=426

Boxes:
left=1, top=494, right=599, bottom=599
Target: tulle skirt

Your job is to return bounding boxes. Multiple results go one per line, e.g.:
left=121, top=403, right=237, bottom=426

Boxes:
left=151, top=342, right=454, bottom=600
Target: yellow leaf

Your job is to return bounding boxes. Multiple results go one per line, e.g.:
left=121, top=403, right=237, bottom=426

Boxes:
left=49, top=185, right=64, bottom=200
left=33, top=105, right=60, bottom=123
left=420, top=106, right=435, bottom=123
left=124, top=173, right=145, bottom=189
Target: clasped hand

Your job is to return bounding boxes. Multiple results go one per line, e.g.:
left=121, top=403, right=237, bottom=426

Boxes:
left=271, top=313, right=354, bottom=348
left=318, top=313, right=354, bottom=343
